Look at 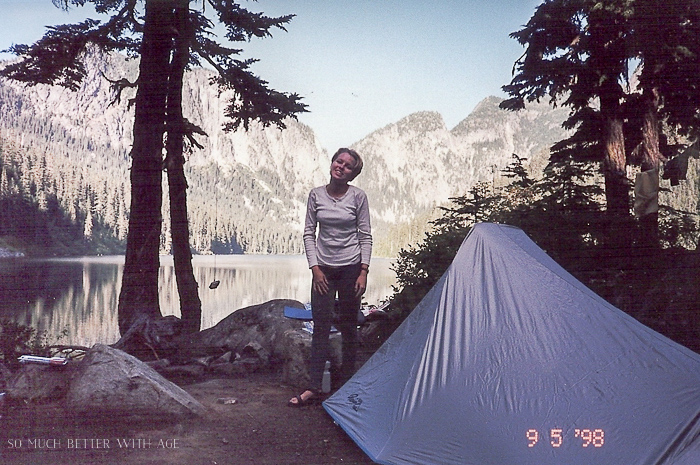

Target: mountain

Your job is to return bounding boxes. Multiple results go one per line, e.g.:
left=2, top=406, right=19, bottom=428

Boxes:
left=1, top=50, right=696, bottom=257
left=353, top=98, right=571, bottom=225
left=0, top=50, right=329, bottom=255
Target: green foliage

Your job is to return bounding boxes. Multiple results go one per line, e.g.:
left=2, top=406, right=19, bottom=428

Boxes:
left=0, top=136, right=126, bottom=256
left=502, top=0, right=700, bottom=161
left=0, top=125, right=308, bottom=257
left=0, top=320, right=67, bottom=367
left=390, top=155, right=700, bottom=354
left=0, top=1, right=308, bottom=260
left=1, top=0, right=307, bottom=131
left=391, top=154, right=604, bottom=317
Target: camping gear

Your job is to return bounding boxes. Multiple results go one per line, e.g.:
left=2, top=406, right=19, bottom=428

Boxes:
left=18, top=355, right=68, bottom=366
left=323, top=223, right=700, bottom=465
left=322, top=360, right=332, bottom=394
left=284, top=305, right=313, bottom=321
left=283, top=303, right=370, bottom=325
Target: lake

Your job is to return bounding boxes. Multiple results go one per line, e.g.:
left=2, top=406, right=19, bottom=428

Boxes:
left=0, top=255, right=397, bottom=347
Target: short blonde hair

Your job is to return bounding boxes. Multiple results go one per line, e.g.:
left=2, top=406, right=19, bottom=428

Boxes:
left=332, top=148, right=363, bottom=181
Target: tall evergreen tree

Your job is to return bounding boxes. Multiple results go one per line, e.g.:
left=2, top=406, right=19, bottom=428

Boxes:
left=502, top=0, right=700, bottom=228
left=166, top=0, right=201, bottom=334
left=501, top=0, right=632, bottom=215
left=1, top=0, right=306, bottom=335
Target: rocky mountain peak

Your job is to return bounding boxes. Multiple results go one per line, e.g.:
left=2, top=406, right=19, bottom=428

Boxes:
left=1, top=50, right=573, bottom=256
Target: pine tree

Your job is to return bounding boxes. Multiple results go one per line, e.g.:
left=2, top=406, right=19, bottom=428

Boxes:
left=1, top=0, right=306, bottom=336
left=501, top=0, right=700, bottom=233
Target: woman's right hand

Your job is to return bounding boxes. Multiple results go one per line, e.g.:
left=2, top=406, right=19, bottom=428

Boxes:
left=311, top=266, right=329, bottom=295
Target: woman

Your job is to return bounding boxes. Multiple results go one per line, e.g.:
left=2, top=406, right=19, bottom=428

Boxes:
left=289, top=148, right=372, bottom=407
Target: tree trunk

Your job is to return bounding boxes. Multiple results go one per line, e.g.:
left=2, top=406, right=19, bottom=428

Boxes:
left=603, top=116, right=630, bottom=215
left=117, top=0, right=171, bottom=335
left=166, top=0, right=202, bottom=333
left=640, top=90, right=664, bottom=172
left=589, top=5, right=630, bottom=220
left=637, top=88, right=664, bottom=245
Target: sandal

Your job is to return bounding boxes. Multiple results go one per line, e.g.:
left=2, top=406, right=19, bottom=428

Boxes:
left=288, top=390, right=319, bottom=407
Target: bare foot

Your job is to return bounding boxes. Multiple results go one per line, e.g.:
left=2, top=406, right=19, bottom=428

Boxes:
left=288, top=390, right=316, bottom=407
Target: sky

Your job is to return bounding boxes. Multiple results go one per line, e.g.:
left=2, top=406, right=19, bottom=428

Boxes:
left=0, top=0, right=541, bottom=151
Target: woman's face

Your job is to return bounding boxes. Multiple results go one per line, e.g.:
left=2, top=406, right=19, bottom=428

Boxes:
left=330, top=152, right=357, bottom=183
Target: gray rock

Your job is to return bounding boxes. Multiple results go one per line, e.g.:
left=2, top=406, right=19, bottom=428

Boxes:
left=240, top=341, right=270, bottom=365
left=174, top=299, right=345, bottom=388
left=113, top=314, right=185, bottom=360
left=5, top=363, right=74, bottom=401
left=145, top=358, right=171, bottom=370
left=209, top=362, right=239, bottom=376
left=0, top=362, right=12, bottom=389
left=213, top=351, right=234, bottom=364
left=175, top=299, right=306, bottom=359
left=279, top=328, right=344, bottom=388
left=65, top=344, right=206, bottom=418
left=175, top=299, right=304, bottom=371
left=280, top=329, right=311, bottom=387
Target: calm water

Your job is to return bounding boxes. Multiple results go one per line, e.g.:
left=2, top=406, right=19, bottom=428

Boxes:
left=0, top=255, right=396, bottom=347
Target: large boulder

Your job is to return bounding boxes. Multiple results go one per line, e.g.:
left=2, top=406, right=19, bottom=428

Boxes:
left=173, top=299, right=344, bottom=388
left=174, top=299, right=304, bottom=363
left=5, top=363, right=75, bottom=402
left=65, top=344, right=206, bottom=418
left=175, top=299, right=305, bottom=359
left=113, top=314, right=185, bottom=360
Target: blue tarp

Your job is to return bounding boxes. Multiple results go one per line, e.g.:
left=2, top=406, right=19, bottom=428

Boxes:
left=323, top=223, right=700, bottom=465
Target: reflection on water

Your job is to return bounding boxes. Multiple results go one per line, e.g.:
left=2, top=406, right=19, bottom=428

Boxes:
left=0, top=255, right=396, bottom=347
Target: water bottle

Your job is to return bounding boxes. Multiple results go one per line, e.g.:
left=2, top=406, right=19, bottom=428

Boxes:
left=321, top=361, right=331, bottom=393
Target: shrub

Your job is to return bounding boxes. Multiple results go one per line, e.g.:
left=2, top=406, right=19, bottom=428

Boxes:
left=389, top=155, right=700, bottom=352
left=0, top=320, right=63, bottom=368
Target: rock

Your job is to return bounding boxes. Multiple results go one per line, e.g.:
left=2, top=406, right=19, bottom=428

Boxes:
left=171, top=299, right=372, bottom=388
left=241, top=341, right=270, bottom=364
left=176, top=299, right=305, bottom=355
left=231, top=357, right=262, bottom=373
left=173, top=299, right=346, bottom=387
left=65, top=344, right=206, bottom=418
left=216, top=397, right=237, bottom=404
left=213, top=351, right=234, bottom=364
left=0, top=362, right=12, bottom=389
left=209, top=362, right=239, bottom=376
left=5, top=363, right=74, bottom=402
left=145, top=358, right=171, bottom=370
left=174, top=299, right=306, bottom=367
left=279, top=328, right=344, bottom=388
left=192, top=355, right=216, bottom=366
left=280, top=329, right=311, bottom=388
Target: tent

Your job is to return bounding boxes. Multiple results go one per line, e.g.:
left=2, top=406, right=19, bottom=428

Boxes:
left=323, top=223, right=700, bottom=465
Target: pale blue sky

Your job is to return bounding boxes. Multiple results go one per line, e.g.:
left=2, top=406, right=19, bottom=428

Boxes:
left=0, top=0, right=541, bottom=151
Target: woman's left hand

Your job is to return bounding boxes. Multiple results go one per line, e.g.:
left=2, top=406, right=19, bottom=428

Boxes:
left=354, top=270, right=367, bottom=298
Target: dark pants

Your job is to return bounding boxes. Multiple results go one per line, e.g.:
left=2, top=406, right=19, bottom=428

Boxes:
left=309, top=263, right=361, bottom=391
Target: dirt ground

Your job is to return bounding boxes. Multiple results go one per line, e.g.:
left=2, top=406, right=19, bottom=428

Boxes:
left=0, top=371, right=376, bottom=465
